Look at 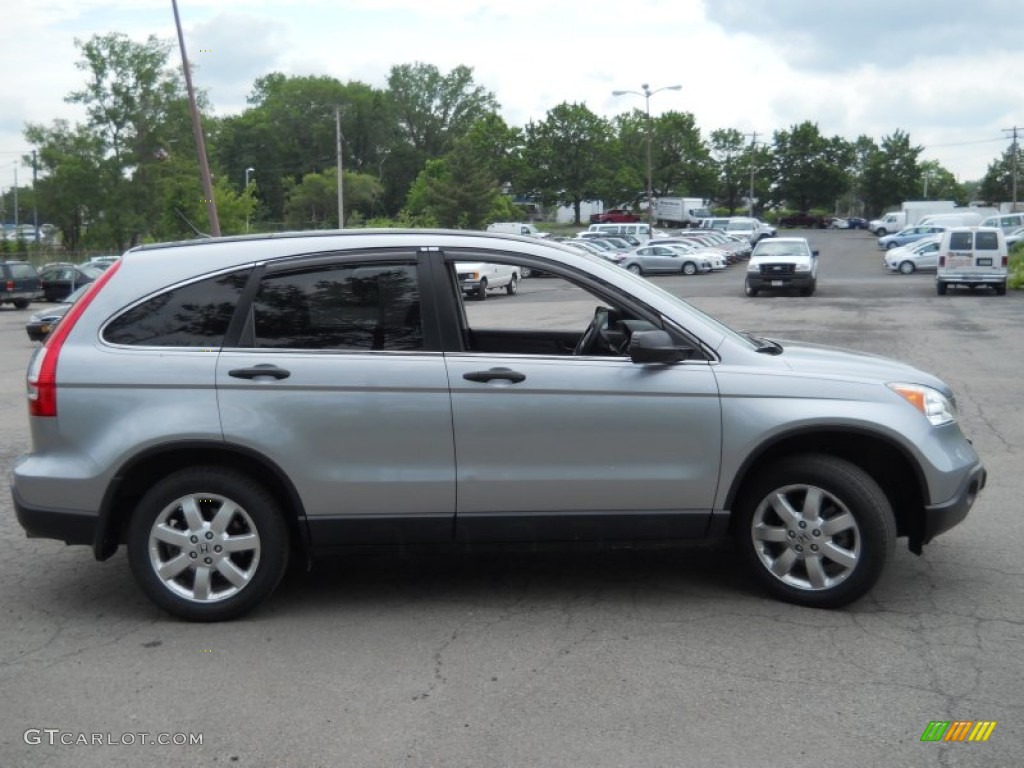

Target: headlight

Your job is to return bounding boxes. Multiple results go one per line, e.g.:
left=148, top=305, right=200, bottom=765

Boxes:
left=746, top=262, right=759, bottom=272
left=887, top=383, right=957, bottom=426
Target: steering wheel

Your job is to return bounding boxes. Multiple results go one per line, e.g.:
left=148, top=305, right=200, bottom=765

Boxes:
left=574, top=306, right=611, bottom=356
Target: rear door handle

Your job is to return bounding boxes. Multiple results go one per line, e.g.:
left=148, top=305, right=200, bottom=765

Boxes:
left=228, top=364, right=291, bottom=380
left=462, top=367, right=526, bottom=384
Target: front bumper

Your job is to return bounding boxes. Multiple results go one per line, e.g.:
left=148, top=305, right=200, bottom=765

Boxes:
left=746, top=273, right=815, bottom=289
left=922, top=462, right=987, bottom=545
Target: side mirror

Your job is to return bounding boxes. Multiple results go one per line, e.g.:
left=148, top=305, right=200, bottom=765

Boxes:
left=812, top=250, right=820, bottom=257
left=629, top=330, right=693, bottom=364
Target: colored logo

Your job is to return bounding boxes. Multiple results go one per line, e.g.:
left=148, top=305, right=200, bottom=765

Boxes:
left=921, top=721, right=997, bottom=742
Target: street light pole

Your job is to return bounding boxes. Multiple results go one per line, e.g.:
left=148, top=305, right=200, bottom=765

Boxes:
left=245, top=167, right=254, bottom=232
left=612, top=83, right=681, bottom=226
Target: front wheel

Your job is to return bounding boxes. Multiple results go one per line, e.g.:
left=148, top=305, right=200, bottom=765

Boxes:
left=682, top=261, right=698, bottom=276
left=735, top=455, right=895, bottom=608
left=898, top=261, right=915, bottom=275
left=13, top=298, right=30, bottom=309
left=626, top=264, right=642, bottom=275
left=506, top=274, right=519, bottom=295
left=127, top=468, right=289, bottom=621
left=475, top=278, right=488, bottom=301
left=744, top=281, right=759, bottom=297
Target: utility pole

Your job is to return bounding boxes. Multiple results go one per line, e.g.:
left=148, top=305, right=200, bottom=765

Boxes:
left=1003, top=126, right=1020, bottom=211
left=745, top=131, right=759, bottom=218
left=335, top=106, right=345, bottom=228
left=172, top=0, right=220, bottom=236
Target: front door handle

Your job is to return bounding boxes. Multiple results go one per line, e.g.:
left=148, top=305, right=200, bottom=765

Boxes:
left=463, top=367, right=526, bottom=384
left=228, top=364, right=291, bottom=380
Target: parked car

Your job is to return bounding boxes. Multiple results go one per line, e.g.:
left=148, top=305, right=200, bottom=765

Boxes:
left=778, top=212, right=828, bottom=228
left=745, top=237, right=819, bottom=296
left=611, top=244, right=712, bottom=275
left=589, top=208, right=639, bottom=223
left=1006, top=226, right=1024, bottom=249
left=25, top=284, right=92, bottom=341
left=877, top=225, right=947, bottom=251
left=84, top=255, right=120, bottom=270
left=830, top=217, right=869, bottom=230
left=38, top=264, right=104, bottom=302
left=0, top=260, right=41, bottom=309
left=883, top=235, right=942, bottom=274
left=11, top=230, right=986, bottom=621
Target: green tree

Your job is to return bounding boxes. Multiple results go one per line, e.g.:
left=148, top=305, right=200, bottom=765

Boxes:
left=710, top=128, right=747, bottom=213
left=977, top=143, right=1024, bottom=204
left=283, top=167, right=385, bottom=229
left=521, top=102, right=614, bottom=224
left=771, top=122, right=853, bottom=213
left=859, top=130, right=924, bottom=215
left=405, top=139, right=499, bottom=228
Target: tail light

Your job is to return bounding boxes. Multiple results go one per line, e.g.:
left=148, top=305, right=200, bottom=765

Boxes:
left=1002, top=256, right=1008, bottom=267
left=5, top=279, right=12, bottom=291
left=938, top=254, right=946, bottom=267
left=28, top=260, right=121, bottom=418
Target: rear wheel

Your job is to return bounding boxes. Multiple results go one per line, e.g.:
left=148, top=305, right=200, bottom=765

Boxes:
left=898, top=261, right=915, bottom=275
left=13, top=298, right=30, bottom=309
left=994, top=282, right=1007, bottom=296
left=937, top=281, right=948, bottom=295
left=735, top=454, right=895, bottom=608
left=127, top=468, right=289, bottom=621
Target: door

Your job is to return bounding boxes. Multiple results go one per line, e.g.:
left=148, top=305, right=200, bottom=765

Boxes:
left=216, top=255, right=456, bottom=546
left=438, top=253, right=722, bottom=543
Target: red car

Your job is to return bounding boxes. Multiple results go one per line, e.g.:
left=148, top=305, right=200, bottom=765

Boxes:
left=589, top=208, right=640, bottom=223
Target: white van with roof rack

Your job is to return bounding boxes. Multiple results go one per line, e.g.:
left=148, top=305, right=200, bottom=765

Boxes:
left=935, top=226, right=1008, bottom=295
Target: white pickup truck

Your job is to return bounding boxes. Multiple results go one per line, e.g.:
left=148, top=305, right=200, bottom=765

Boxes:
left=456, top=262, right=523, bottom=300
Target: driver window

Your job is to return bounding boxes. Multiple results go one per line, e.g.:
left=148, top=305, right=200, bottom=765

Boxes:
left=450, top=258, right=651, bottom=358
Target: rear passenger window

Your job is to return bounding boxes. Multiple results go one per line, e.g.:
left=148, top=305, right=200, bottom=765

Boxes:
left=104, top=270, right=251, bottom=346
left=949, top=232, right=973, bottom=250
left=975, top=231, right=999, bottom=250
left=251, top=263, right=422, bottom=351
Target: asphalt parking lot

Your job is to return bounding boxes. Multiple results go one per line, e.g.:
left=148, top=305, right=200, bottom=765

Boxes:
left=1, top=230, right=1022, bottom=767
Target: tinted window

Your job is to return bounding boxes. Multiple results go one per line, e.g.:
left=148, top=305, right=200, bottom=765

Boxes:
left=8, top=264, right=38, bottom=279
left=104, top=270, right=251, bottom=346
left=948, top=232, right=973, bottom=250
left=252, top=263, right=422, bottom=351
left=975, top=231, right=1000, bottom=250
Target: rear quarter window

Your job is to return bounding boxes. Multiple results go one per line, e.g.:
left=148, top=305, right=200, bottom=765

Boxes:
left=103, top=269, right=251, bottom=346
left=8, top=264, right=38, bottom=279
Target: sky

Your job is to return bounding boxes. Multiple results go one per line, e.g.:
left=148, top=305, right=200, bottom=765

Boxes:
left=2, top=0, right=1024, bottom=195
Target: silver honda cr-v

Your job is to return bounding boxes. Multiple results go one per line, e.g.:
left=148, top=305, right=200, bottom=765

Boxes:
left=11, top=230, right=987, bottom=621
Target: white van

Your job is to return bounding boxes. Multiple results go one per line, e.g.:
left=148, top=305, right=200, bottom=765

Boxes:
left=979, top=212, right=1024, bottom=233
left=487, top=222, right=549, bottom=238
left=936, top=226, right=1008, bottom=295
left=919, top=212, right=983, bottom=228
left=586, top=222, right=652, bottom=243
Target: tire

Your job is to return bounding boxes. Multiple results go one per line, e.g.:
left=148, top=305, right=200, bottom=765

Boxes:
left=13, top=298, right=30, bottom=309
left=744, top=281, right=759, bottom=297
left=682, top=261, right=698, bottom=276
left=937, top=281, right=948, bottom=295
left=885, top=242, right=897, bottom=250
left=876, top=228, right=887, bottom=237
left=506, top=274, right=519, bottom=295
left=475, top=278, right=488, bottom=301
left=734, top=454, right=896, bottom=608
left=799, top=284, right=815, bottom=297
left=626, top=264, right=642, bottom=275
left=898, top=261, right=915, bottom=275
left=127, top=467, right=289, bottom=621
left=994, top=282, right=1007, bottom=296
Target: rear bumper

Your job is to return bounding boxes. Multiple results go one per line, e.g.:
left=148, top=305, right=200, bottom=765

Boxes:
left=937, top=273, right=1006, bottom=284
left=12, top=485, right=98, bottom=548
left=922, top=462, right=986, bottom=545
